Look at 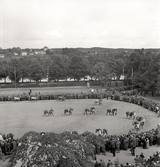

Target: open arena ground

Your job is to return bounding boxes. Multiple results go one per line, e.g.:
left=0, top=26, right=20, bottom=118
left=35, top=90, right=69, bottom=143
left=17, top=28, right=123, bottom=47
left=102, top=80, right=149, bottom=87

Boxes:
left=0, top=86, right=160, bottom=166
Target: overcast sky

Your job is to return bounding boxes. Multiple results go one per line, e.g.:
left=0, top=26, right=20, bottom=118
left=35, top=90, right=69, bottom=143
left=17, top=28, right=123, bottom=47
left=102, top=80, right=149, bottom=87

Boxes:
left=0, top=0, right=160, bottom=49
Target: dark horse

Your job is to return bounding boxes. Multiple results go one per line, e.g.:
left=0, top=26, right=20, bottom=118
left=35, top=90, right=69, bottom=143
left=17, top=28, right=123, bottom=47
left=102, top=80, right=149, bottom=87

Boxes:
left=44, top=109, right=54, bottom=116
left=84, top=107, right=95, bottom=115
left=64, top=107, right=73, bottom=115
left=106, top=109, right=117, bottom=116
left=126, top=111, right=136, bottom=119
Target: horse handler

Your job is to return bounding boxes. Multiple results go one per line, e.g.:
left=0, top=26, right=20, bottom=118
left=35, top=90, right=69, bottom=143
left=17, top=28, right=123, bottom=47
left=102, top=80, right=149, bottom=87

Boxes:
left=130, top=136, right=136, bottom=156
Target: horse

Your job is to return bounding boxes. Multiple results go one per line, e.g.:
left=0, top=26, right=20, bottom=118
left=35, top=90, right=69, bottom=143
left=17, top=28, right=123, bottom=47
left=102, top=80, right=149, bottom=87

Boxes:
left=106, top=109, right=112, bottom=115
left=136, top=116, right=144, bottom=122
left=139, top=121, right=145, bottom=129
left=106, top=109, right=117, bottom=116
left=31, top=96, right=38, bottom=101
left=94, top=99, right=103, bottom=105
left=112, top=109, right=117, bottom=116
left=132, top=121, right=140, bottom=132
left=44, top=110, right=49, bottom=116
left=57, top=96, right=65, bottom=101
left=90, top=107, right=95, bottom=114
left=44, top=109, right=54, bottom=116
left=14, top=97, right=20, bottom=102
left=48, top=109, right=54, bottom=116
left=84, top=108, right=90, bottom=115
left=126, top=111, right=136, bottom=119
left=64, top=107, right=73, bottom=115
left=84, top=107, right=95, bottom=115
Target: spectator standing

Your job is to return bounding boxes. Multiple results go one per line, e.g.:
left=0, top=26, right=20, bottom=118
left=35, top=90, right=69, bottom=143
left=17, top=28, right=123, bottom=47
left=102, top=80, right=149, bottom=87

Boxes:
left=146, top=138, right=149, bottom=149
left=107, top=160, right=113, bottom=167
left=139, top=153, right=145, bottom=164
left=99, top=159, right=106, bottom=167
left=134, top=155, right=140, bottom=166
left=116, top=138, right=121, bottom=153
left=111, top=145, right=116, bottom=157
left=94, top=160, right=100, bottom=167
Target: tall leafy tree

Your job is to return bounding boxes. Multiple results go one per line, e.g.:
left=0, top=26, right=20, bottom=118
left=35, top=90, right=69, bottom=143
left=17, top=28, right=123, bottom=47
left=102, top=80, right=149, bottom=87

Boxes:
left=156, top=74, right=160, bottom=94
left=28, top=60, right=43, bottom=84
left=49, top=56, right=67, bottom=83
left=7, top=59, right=22, bottom=84
left=90, top=62, right=106, bottom=80
left=0, top=60, right=8, bottom=82
left=69, top=56, right=89, bottom=83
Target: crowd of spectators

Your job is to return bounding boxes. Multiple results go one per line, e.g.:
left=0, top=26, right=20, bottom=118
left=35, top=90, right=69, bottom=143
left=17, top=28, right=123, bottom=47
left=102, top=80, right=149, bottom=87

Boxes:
left=0, top=133, right=18, bottom=157
left=93, top=88, right=160, bottom=167
left=111, top=91, right=159, bottom=115
left=94, top=151, right=160, bottom=167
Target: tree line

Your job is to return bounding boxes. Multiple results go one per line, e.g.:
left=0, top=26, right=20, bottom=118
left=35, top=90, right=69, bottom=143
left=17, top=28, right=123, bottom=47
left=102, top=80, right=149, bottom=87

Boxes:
left=0, top=48, right=160, bottom=94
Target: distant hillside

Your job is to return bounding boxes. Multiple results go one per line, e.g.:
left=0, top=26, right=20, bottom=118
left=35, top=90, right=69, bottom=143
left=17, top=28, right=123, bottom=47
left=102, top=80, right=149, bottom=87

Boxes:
left=77, top=47, right=135, bottom=53
left=77, top=47, right=160, bottom=55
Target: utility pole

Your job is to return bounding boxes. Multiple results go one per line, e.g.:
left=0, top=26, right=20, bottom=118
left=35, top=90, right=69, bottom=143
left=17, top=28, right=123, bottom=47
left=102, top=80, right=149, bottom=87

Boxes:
left=122, top=65, right=124, bottom=88
left=47, top=66, right=49, bottom=88
left=14, top=67, right=16, bottom=88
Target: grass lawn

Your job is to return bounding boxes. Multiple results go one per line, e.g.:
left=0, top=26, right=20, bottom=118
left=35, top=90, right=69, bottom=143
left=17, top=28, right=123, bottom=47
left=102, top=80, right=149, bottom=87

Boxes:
left=0, top=98, right=159, bottom=166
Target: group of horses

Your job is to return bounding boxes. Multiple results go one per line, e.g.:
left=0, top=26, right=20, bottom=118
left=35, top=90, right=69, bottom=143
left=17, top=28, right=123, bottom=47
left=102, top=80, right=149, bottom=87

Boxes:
left=43, top=107, right=74, bottom=116
left=125, top=111, right=145, bottom=132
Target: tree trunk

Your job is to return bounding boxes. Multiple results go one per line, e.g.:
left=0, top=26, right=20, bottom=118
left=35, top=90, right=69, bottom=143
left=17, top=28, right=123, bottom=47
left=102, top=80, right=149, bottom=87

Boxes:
left=77, top=79, right=79, bottom=85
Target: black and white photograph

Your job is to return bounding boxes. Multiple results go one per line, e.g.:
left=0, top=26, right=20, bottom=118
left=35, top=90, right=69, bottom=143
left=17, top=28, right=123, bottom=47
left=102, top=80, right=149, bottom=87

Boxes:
left=0, top=0, right=160, bottom=166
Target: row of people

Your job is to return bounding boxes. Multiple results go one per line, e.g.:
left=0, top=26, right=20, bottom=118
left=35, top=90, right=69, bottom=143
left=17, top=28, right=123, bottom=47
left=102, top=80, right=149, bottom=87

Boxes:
left=95, top=151, right=160, bottom=167
left=0, top=92, right=110, bottom=101
left=111, top=94, right=159, bottom=115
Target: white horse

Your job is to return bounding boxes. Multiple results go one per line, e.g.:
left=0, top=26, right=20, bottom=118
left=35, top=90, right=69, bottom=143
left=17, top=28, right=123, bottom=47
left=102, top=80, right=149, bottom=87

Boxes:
left=14, top=97, right=20, bottom=102
left=134, top=122, right=140, bottom=131
left=94, top=99, right=103, bottom=105
left=132, top=121, right=140, bottom=132
left=30, top=96, right=38, bottom=101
